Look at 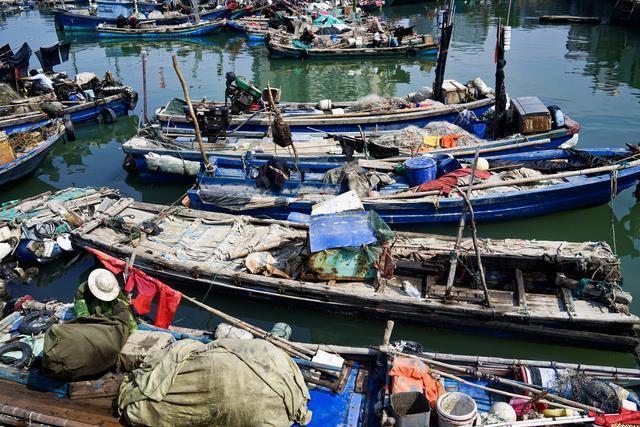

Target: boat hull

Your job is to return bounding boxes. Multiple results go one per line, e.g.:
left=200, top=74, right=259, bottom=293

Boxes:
left=0, top=95, right=131, bottom=134
left=267, top=40, right=438, bottom=58
left=97, top=20, right=224, bottom=38
left=156, top=97, right=495, bottom=134
left=0, top=124, right=65, bottom=187
left=187, top=149, right=640, bottom=224
left=53, top=8, right=228, bottom=30
left=123, top=129, right=578, bottom=184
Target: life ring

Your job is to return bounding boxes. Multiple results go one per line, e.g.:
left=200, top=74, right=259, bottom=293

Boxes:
left=18, top=310, right=56, bottom=335
left=0, top=342, right=32, bottom=368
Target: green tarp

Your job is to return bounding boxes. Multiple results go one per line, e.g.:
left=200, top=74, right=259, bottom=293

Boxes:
left=118, top=338, right=312, bottom=426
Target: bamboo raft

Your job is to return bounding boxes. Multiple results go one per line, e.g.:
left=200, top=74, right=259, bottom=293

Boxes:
left=68, top=193, right=640, bottom=353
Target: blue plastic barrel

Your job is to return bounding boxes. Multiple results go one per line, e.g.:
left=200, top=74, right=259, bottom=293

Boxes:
left=404, top=157, right=437, bottom=187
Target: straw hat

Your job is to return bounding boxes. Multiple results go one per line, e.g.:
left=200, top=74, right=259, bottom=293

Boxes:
left=87, top=268, right=120, bottom=302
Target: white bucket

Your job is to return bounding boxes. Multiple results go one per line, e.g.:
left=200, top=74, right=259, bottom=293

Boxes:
left=317, top=99, right=332, bottom=110
left=436, top=392, right=477, bottom=427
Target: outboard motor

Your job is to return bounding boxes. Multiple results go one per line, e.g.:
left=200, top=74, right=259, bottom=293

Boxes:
left=224, top=72, right=263, bottom=115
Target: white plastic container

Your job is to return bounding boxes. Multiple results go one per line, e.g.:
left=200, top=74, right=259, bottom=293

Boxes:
left=317, top=99, right=332, bottom=110
left=436, top=392, right=478, bottom=427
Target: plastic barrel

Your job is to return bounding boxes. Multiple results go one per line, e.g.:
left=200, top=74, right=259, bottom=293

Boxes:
left=403, top=157, right=437, bottom=187
left=436, top=392, right=478, bottom=427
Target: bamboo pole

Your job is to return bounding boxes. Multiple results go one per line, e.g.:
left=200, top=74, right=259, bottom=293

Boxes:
left=171, top=55, right=211, bottom=169
left=444, top=147, right=481, bottom=300
left=0, top=404, right=94, bottom=427
left=459, top=190, right=492, bottom=308
left=180, top=293, right=315, bottom=360
left=429, top=368, right=583, bottom=412
left=373, top=157, right=640, bottom=201
left=388, top=349, right=602, bottom=413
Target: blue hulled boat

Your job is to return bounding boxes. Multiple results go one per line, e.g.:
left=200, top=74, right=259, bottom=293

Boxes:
left=53, top=5, right=229, bottom=31
left=0, top=120, right=68, bottom=187
left=96, top=18, right=225, bottom=38
left=184, top=148, right=640, bottom=224
left=122, top=115, right=579, bottom=184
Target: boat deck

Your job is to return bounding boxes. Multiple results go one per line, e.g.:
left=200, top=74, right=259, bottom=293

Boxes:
left=0, top=379, right=119, bottom=426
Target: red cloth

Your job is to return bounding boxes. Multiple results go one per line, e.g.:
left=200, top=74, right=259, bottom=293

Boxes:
left=592, top=408, right=640, bottom=426
left=87, top=248, right=181, bottom=329
left=155, top=283, right=182, bottom=329
left=85, top=247, right=125, bottom=275
left=416, top=168, right=492, bottom=195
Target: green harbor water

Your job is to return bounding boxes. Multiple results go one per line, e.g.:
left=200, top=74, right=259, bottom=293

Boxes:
left=1, top=0, right=640, bottom=366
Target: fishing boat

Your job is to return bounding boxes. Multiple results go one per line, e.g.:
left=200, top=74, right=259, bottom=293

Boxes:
left=0, top=119, right=69, bottom=187
left=266, top=31, right=438, bottom=59
left=226, top=16, right=270, bottom=40
left=122, top=116, right=580, bottom=184
left=2, top=295, right=639, bottom=426
left=96, top=18, right=225, bottom=38
left=66, top=190, right=640, bottom=352
left=185, top=147, right=640, bottom=224
left=53, top=4, right=229, bottom=31
left=0, top=73, right=137, bottom=134
left=155, top=89, right=496, bottom=135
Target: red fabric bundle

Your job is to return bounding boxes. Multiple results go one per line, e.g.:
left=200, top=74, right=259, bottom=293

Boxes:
left=86, top=248, right=182, bottom=329
left=416, top=168, right=492, bottom=195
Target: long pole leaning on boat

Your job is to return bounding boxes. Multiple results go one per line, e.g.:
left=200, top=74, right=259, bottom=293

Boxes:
left=374, top=156, right=640, bottom=201
left=432, top=0, right=455, bottom=103
left=171, top=54, right=211, bottom=170
left=379, top=321, right=602, bottom=414
left=444, top=146, right=481, bottom=301
left=179, top=293, right=315, bottom=361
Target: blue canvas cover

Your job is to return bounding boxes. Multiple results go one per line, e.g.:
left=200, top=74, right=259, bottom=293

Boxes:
left=309, top=211, right=377, bottom=253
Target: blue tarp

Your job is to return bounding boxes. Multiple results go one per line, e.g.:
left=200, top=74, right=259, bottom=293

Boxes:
left=309, top=211, right=377, bottom=253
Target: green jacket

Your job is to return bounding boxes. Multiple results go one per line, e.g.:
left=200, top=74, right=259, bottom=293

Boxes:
left=73, top=281, right=137, bottom=332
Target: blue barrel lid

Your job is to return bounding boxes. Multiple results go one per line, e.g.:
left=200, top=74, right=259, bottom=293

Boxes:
left=404, top=156, right=437, bottom=169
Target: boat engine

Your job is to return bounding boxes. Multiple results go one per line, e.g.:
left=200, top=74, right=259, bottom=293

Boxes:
left=193, top=105, right=230, bottom=138
left=224, top=72, right=262, bottom=115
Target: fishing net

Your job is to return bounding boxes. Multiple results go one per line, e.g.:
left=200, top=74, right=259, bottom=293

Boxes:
left=554, top=370, right=620, bottom=414
left=0, top=83, right=20, bottom=104
left=371, top=122, right=481, bottom=153
left=348, top=95, right=413, bottom=112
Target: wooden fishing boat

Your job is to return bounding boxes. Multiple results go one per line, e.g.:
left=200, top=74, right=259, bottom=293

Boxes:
left=2, top=301, right=639, bottom=427
left=96, top=18, right=225, bottom=38
left=266, top=32, right=438, bottom=58
left=226, top=17, right=269, bottom=40
left=0, top=119, right=68, bottom=187
left=53, top=6, right=229, bottom=30
left=67, top=192, right=640, bottom=351
left=186, top=147, right=640, bottom=224
left=155, top=94, right=496, bottom=135
left=122, top=116, right=580, bottom=183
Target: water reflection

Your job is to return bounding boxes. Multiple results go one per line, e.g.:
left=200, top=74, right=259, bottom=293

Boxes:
left=566, top=25, right=640, bottom=94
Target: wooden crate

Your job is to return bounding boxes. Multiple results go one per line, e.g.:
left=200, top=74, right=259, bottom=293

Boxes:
left=511, top=96, right=552, bottom=134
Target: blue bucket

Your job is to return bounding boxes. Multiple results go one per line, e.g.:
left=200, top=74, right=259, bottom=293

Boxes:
left=470, top=120, right=487, bottom=138
left=404, top=157, right=437, bottom=187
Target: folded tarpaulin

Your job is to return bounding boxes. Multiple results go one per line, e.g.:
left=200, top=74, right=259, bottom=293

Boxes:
left=6, top=42, right=31, bottom=77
